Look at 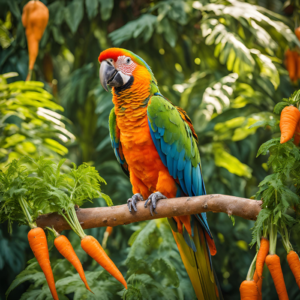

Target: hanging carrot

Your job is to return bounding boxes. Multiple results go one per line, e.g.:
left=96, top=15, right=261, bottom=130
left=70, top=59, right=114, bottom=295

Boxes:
left=22, top=0, right=49, bottom=80
left=102, top=226, right=113, bottom=249
left=296, top=54, right=300, bottom=79
left=287, top=250, right=300, bottom=289
left=81, top=235, right=127, bottom=289
left=106, top=226, right=113, bottom=236
left=255, top=237, right=269, bottom=279
left=286, top=50, right=296, bottom=81
left=293, top=120, right=300, bottom=146
left=280, top=106, right=300, bottom=144
left=265, top=254, right=289, bottom=300
left=54, top=234, right=92, bottom=293
left=28, top=227, right=58, bottom=300
left=295, top=27, right=300, bottom=41
left=239, top=280, right=258, bottom=300
left=253, top=270, right=263, bottom=300
left=293, top=51, right=299, bottom=82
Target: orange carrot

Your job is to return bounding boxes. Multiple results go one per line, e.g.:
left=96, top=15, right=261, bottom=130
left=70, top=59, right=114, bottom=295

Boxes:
left=54, top=235, right=92, bottom=293
left=28, top=227, right=58, bottom=300
left=102, top=226, right=113, bottom=249
left=293, top=51, right=299, bottom=82
left=255, top=237, right=269, bottom=279
left=280, top=106, right=300, bottom=144
left=287, top=250, right=300, bottom=289
left=293, top=120, right=300, bottom=146
left=239, top=280, right=258, bottom=300
left=22, top=0, right=49, bottom=79
left=295, top=27, right=300, bottom=41
left=253, top=270, right=263, bottom=300
left=265, top=254, right=289, bottom=300
left=286, top=50, right=296, bottom=81
left=81, top=235, right=127, bottom=289
left=297, top=55, right=300, bottom=79
left=106, top=226, right=113, bottom=236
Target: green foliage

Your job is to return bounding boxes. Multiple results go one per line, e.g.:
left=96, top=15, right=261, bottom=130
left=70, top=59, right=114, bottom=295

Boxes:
left=0, top=73, right=74, bottom=167
left=6, top=258, right=122, bottom=300
left=251, top=93, right=300, bottom=248
left=0, top=157, right=112, bottom=231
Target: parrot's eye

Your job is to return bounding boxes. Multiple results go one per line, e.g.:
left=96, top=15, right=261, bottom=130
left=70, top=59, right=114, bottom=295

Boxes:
left=125, top=57, right=131, bottom=64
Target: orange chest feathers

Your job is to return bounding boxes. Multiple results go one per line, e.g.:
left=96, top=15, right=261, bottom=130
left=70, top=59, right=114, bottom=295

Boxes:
left=117, top=111, right=165, bottom=193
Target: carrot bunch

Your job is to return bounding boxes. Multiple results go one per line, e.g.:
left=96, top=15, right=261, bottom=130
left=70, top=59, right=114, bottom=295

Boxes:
left=28, top=208, right=127, bottom=300
left=241, top=225, right=300, bottom=300
left=62, top=207, right=127, bottom=290
left=22, top=0, right=49, bottom=80
left=279, top=105, right=300, bottom=145
left=284, top=27, right=300, bottom=82
left=285, top=50, right=300, bottom=82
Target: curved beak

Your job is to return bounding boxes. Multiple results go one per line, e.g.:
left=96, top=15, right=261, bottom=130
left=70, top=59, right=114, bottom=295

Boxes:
left=99, top=60, right=125, bottom=92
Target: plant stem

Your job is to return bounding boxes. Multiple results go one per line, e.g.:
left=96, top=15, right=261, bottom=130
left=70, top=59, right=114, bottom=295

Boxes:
left=246, top=253, right=257, bottom=281
left=70, top=205, right=86, bottom=238
left=269, top=216, right=277, bottom=255
left=18, top=196, right=36, bottom=228
left=61, top=209, right=77, bottom=233
left=60, top=206, right=86, bottom=239
left=280, top=224, right=292, bottom=253
left=46, top=226, right=60, bottom=237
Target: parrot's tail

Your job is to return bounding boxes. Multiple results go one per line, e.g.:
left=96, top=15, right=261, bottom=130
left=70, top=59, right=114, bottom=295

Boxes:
left=170, top=218, right=222, bottom=300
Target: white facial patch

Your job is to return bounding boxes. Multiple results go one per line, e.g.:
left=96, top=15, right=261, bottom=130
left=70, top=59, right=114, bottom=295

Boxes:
left=116, top=55, right=137, bottom=75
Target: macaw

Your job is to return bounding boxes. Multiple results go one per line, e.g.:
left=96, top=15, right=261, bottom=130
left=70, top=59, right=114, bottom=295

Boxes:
left=99, top=48, right=222, bottom=300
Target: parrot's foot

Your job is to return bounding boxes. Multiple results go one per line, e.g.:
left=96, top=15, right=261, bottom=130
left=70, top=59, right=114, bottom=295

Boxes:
left=144, top=192, right=167, bottom=216
left=127, top=193, right=144, bottom=212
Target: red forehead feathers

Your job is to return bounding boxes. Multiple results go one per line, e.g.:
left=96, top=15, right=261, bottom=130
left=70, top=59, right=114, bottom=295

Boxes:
left=98, top=48, right=131, bottom=62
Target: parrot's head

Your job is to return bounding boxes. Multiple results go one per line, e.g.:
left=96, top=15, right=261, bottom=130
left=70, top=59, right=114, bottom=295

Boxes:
left=98, top=48, right=156, bottom=93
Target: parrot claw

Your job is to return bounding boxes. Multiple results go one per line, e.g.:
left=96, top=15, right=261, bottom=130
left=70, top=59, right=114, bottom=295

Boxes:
left=127, top=193, right=144, bottom=212
left=144, top=192, right=167, bottom=216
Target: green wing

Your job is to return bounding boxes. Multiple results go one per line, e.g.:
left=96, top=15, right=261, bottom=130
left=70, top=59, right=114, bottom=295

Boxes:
left=147, top=94, right=203, bottom=196
left=147, top=95, right=220, bottom=299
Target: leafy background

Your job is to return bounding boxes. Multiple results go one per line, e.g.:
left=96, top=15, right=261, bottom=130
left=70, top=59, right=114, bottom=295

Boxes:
left=1, top=0, right=300, bottom=299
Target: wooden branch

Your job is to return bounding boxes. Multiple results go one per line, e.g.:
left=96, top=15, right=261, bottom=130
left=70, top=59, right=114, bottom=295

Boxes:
left=36, top=194, right=262, bottom=232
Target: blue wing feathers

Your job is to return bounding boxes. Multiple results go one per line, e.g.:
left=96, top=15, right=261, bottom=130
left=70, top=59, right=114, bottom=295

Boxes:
left=184, top=161, right=192, bottom=195
left=154, top=132, right=160, bottom=139
left=179, top=178, right=188, bottom=194
left=170, top=143, right=177, bottom=158
left=172, top=159, right=178, bottom=179
left=177, top=149, right=186, bottom=171
left=177, top=170, right=183, bottom=179
left=161, top=138, right=171, bottom=155
left=158, top=127, right=165, bottom=136
left=192, top=166, right=199, bottom=196
left=167, top=155, right=173, bottom=177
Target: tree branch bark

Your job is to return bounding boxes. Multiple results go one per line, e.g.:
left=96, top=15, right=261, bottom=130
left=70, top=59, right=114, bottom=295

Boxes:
left=36, top=194, right=262, bottom=232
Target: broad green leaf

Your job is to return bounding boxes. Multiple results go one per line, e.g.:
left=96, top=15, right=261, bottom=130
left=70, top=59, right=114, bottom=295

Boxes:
left=99, top=0, right=114, bottom=21
left=65, top=0, right=84, bottom=34
left=109, top=15, right=157, bottom=46
left=86, top=0, right=98, bottom=19
left=213, top=143, right=252, bottom=178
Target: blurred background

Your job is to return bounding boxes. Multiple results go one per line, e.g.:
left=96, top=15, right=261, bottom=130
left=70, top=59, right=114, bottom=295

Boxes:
left=1, top=0, right=300, bottom=299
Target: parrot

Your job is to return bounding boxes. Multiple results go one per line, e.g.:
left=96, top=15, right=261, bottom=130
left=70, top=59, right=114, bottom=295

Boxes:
left=99, top=48, right=222, bottom=300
